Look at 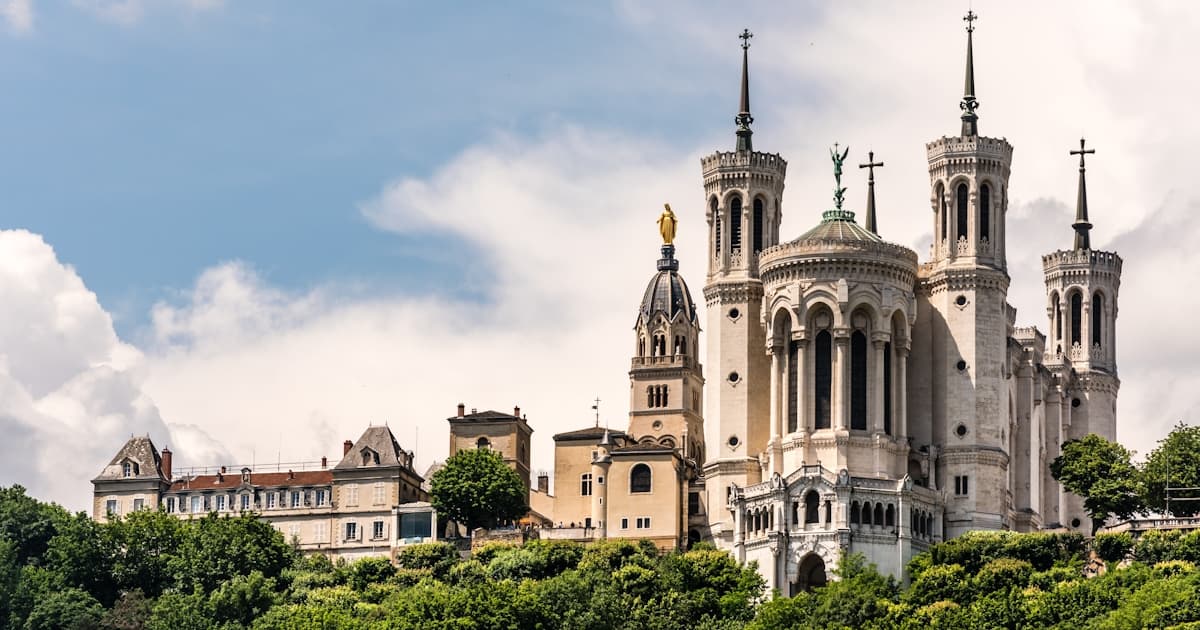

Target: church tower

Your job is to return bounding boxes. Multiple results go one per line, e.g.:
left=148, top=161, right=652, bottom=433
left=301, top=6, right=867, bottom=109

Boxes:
left=702, top=30, right=787, bottom=542
left=913, top=12, right=1015, bottom=535
left=1042, top=138, right=1122, bottom=529
left=629, top=206, right=705, bottom=462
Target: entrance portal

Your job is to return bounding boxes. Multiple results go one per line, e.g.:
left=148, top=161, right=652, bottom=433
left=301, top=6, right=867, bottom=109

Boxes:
left=791, top=553, right=827, bottom=595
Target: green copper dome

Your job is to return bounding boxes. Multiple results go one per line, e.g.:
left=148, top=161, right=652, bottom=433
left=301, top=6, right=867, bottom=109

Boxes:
left=792, top=209, right=882, bottom=244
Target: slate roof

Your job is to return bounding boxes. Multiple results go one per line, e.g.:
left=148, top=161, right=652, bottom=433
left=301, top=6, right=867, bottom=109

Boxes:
left=92, top=436, right=165, bottom=481
left=639, top=270, right=698, bottom=324
left=335, top=425, right=415, bottom=471
left=793, top=213, right=883, bottom=244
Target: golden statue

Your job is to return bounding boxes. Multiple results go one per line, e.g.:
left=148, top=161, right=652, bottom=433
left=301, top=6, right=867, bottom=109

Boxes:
left=657, top=203, right=678, bottom=245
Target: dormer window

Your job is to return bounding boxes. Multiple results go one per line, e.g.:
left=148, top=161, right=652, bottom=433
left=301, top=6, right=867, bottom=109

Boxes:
left=360, top=449, right=380, bottom=466
left=122, top=462, right=132, bottom=478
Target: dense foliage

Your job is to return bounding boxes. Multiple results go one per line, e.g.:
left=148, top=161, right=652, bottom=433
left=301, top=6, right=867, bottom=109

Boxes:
left=429, top=448, right=528, bottom=533
left=10, top=483, right=1200, bottom=628
left=1050, top=434, right=1143, bottom=533
left=1142, top=423, right=1200, bottom=516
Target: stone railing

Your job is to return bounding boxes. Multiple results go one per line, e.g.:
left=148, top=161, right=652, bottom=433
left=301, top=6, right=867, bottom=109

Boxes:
left=1042, top=249, right=1123, bottom=272
left=759, top=237, right=918, bottom=268
left=631, top=355, right=697, bottom=370
left=701, top=150, right=788, bottom=175
left=925, top=135, right=1013, bottom=161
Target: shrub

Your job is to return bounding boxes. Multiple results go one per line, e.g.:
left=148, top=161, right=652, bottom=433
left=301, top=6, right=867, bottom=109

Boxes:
left=1134, top=530, right=1184, bottom=565
left=973, top=558, right=1033, bottom=594
left=395, top=542, right=460, bottom=579
left=1094, top=532, right=1134, bottom=564
left=903, top=564, right=969, bottom=607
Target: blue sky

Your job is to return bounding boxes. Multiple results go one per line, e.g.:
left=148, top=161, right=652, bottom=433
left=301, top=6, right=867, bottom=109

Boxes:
left=3, top=1, right=1200, bottom=509
left=0, top=2, right=747, bottom=335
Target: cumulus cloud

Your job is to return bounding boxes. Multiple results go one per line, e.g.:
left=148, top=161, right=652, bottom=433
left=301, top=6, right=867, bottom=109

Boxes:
left=0, top=0, right=32, bottom=34
left=0, top=230, right=229, bottom=510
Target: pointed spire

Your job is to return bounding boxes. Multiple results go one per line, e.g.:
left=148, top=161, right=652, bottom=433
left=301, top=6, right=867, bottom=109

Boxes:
left=960, top=11, right=980, bottom=136
left=1070, top=138, right=1096, bottom=250
left=859, top=151, right=884, bottom=234
left=735, top=29, right=754, bottom=152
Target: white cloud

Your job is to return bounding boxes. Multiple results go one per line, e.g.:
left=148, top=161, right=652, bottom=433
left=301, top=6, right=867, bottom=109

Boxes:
left=0, top=230, right=230, bottom=510
left=0, top=0, right=32, bottom=34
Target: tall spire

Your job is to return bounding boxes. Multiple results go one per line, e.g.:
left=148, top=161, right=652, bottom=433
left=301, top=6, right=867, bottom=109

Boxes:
left=735, top=29, right=754, bottom=152
left=960, top=11, right=980, bottom=136
left=859, top=150, right=884, bottom=234
left=1070, top=138, right=1096, bottom=250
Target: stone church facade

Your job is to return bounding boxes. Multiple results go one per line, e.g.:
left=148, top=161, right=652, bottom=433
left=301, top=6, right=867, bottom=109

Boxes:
left=695, top=17, right=1122, bottom=591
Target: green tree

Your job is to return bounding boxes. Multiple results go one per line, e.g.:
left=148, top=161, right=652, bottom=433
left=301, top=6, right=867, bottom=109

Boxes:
left=429, top=449, right=527, bottom=534
left=208, top=571, right=281, bottom=627
left=1142, top=422, right=1200, bottom=516
left=0, top=485, right=66, bottom=566
left=22, top=587, right=104, bottom=630
left=1050, top=433, right=1143, bottom=533
left=168, top=513, right=296, bottom=594
left=100, top=590, right=153, bottom=630
left=43, top=513, right=119, bottom=606
left=110, top=509, right=183, bottom=597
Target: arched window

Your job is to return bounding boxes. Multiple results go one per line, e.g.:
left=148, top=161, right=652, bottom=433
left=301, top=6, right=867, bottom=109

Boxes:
left=662, top=386, right=669, bottom=407
left=850, top=501, right=860, bottom=525
left=711, top=197, right=721, bottom=257
left=1070, top=292, right=1083, bottom=345
left=638, top=336, right=645, bottom=357
left=883, top=341, right=893, bottom=435
left=850, top=330, right=868, bottom=430
left=122, top=461, right=133, bottom=478
left=956, top=183, right=969, bottom=241
left=862, top=502, right=873, bottom=525
left=646, top=387, right=653, bottom=408
left=476, top=437, right=490, bottom=450
left=804, top=490, right=819, bottom=524
left=937, top=183, right=947, bottom=241
left=815, top=330, right=832, bottom=429
left=885, top=504, right=895, bottom=527
left=1050, top=292, right=1061, bottom=343
left=824, top=500, right=832, bottom=523
left=1092, top=292, right=1104, bottom=346
left=874, top=503, right=884, bottom=526
left=730, top=196, right=743, bottom=251
left=630, top=464, right=652, bottom=493
left=752, top=198, right=764, bottom=253
left=980, top=183, right=991, bottom=242
left=787, top=339, right=800, bottom=433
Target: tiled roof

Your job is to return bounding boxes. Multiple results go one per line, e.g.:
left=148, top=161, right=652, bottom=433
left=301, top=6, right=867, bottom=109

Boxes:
left=553, top=427, right=628, bottom=441
left=611, top=443, right=676, bottom=455
left=168, top=469, right=332, bottom=492
left=93, top=436, right=165, bottom=482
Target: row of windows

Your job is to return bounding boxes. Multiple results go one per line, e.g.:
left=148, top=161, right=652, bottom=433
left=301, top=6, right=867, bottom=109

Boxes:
left=282, top=519, right=388, bottom=544
left=579, top=465, right=652, bottom=495
left=788, top=327, right=897, bottom=434
left=619, top=517, right=652, bottom=530
left=159, top=488, right=330, bottom=514
left=638, top=334, right=694, bottom=358
left=849, top=501, right=896, bottom=528
left=954, top=475, right=970, bottom=496
left=935, top=182, right=994, bottom=243
left=710, top=195, right=771, bottom=256
left=1051, top=290, right=1106, bottom=349
left=646, top=385, right=670, bottom=408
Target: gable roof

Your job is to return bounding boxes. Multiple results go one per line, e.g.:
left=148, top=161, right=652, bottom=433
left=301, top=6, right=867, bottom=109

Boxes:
left=553, top=427, right=628, bottom=442
left=334, top=425, right=415, bottom=471
left=92, top=436, right=165, bottom=482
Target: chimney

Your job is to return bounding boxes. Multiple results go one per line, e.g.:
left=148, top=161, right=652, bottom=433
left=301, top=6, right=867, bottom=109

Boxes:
left=513, top=405, right=521, bottom=418
left=321, top=456, right=327, bottom=469
left=220, top=466, right=226, bottom=474
left=343, top=440, right=353, bottom=455
left=161, top=446, right=173, bottom=480
left=537, top=473, right=549, bottom=494
left=457, top=403, right=465, bottom=417
left=288, top=469, right=295, bottom=480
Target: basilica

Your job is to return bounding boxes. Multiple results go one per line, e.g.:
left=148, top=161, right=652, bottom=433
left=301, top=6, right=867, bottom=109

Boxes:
left=613, top=14, right=1121, bottom=591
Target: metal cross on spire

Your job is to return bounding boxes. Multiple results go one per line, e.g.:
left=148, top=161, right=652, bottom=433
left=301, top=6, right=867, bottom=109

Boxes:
left=1070, top=138, right=1096, bottom=250
left=735, top=29, right=755, bottom=152
left=859, top=150, right=885, bottom=234
left=960, top=10, right=980, bottom=136
left=964, top=9, right=978, bottom=32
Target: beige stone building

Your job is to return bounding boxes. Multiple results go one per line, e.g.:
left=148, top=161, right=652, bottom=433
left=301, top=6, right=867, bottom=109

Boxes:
left=702, top=17, right=1122, bottom=592
left=92, top=425, right=434, bottom=562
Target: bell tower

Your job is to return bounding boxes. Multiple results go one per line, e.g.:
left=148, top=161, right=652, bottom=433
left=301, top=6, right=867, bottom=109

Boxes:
left=629, top=205, right=705, bottom=463
left=702, top=29, right=787, bottom=545
left=918, top=11, right=1014, bottom=536
left=1042, top=138, right=1122, bottom=530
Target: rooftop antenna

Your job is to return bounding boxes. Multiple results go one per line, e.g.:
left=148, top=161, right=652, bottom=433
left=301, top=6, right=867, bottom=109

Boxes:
left=592, top=397, right=601, bottom=428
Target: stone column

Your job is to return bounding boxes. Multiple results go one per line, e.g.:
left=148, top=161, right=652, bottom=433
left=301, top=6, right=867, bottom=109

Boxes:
left=833, top=329, right=850, bottom=431
left=897, top=346, right=909, bottom=440
left=1081, top=301, right=1091, bottom=363
left=768, top=344, right=783, bottom=475
left=872, top=333, right=889, bottom=434
left=795, top=336, right=809, bottom=434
